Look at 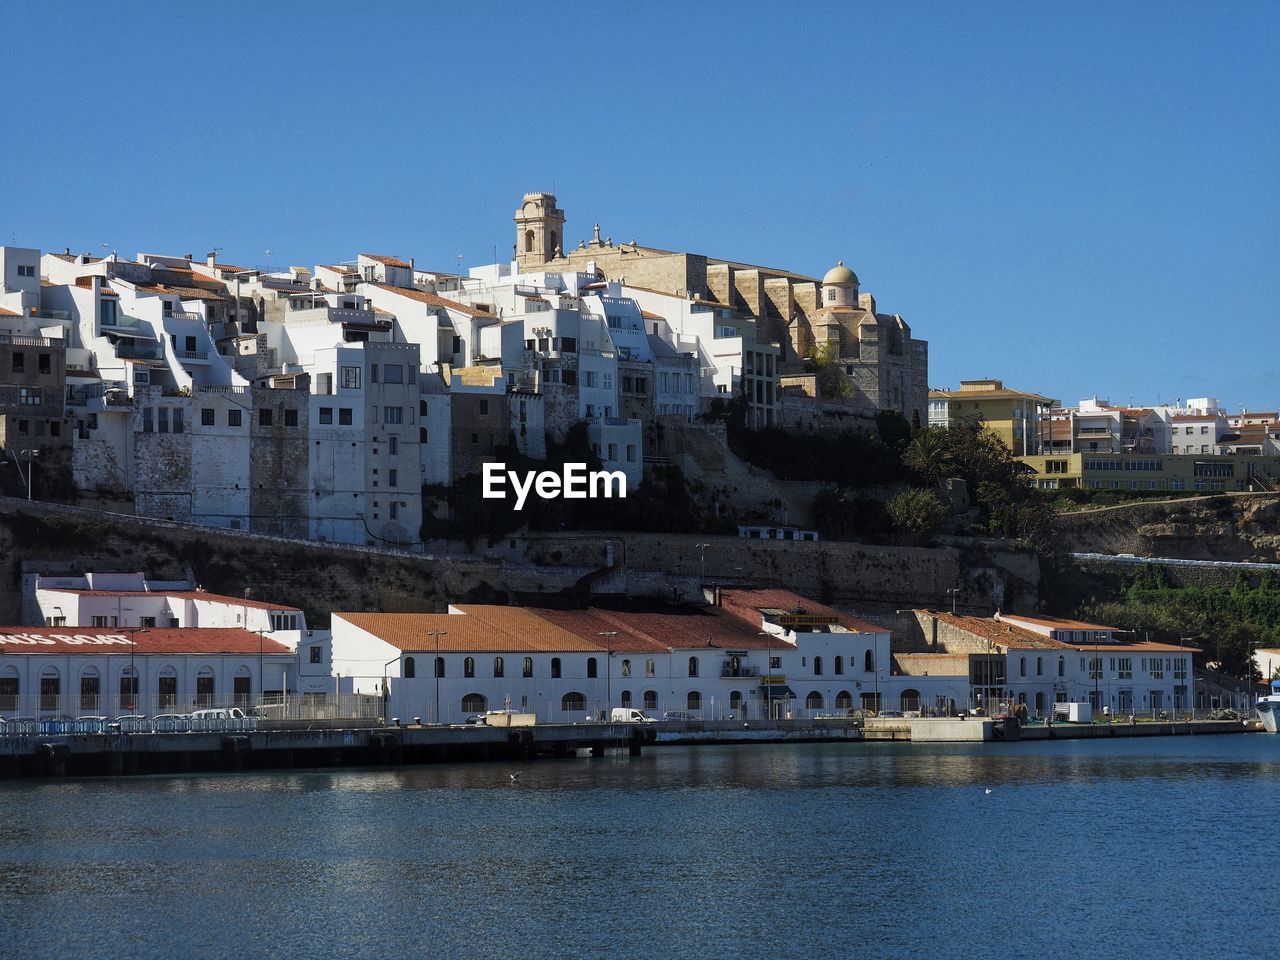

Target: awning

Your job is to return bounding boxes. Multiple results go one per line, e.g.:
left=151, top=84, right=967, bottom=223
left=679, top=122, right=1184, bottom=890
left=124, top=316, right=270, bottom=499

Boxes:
left=761, top=685, right=795, bottom=699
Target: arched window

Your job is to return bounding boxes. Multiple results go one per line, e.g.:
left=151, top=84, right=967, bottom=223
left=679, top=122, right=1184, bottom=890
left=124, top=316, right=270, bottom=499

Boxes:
left=621, top=659, right=631, bottom=678
left=493, top=656, right=504, bottom=678
left=1058, top=656, right=1065, bottom=678
left=434, top=657, right=445, bottom=679
left=688, top=656, right=699, bottom=678
left=524, top=229, right=535, bottom=253
left=195, top=666, right=215, bottom=708
left=561, top=691, right=585, bottom=713
left=1035, top=691, right=1045, bottom=714
left=643, top=690, right=657, bottom=709
left=157, top=666, right=177, bottom=709
left=1020, top=656, right=1026, bottom=678
left=834, top=657, right=843, bottom=675
left=0, top=666, right=19, bottom=713
left=232, top=665, right=251, bottom=708
left=621, top=690, right=632, bottom=708
left=523, top=656, right=533, bottom=678
left=587, top=657, right=598, bottom=679
left=464, top=657, right=475, bottom=679
left=729, top=690, right=743, bottom=710
left=864, top=650, right=875, bottom=672
left=551, top=657, right=562, bottom=679
left=462, top=693, right=487, bottom=714
left=900, top=689, right=921, bottom=711
left=806, top=690, right=824, bottom=710
left=549, top=230, right=558, bottom=254
left=79, top=666, right=100, bottom=713
left=404, top=656, right=416, bottom=678
left=813, top=656, right=823, bottom=676
left=39, top=665, right=60, bottom=713
left=835, top=690, right=853, bottom=709
left=687, top=691, right=701, bottom=712
left=645, top=658, right=655, bottom=677
left=1036, top=656, right=1043, bottom=677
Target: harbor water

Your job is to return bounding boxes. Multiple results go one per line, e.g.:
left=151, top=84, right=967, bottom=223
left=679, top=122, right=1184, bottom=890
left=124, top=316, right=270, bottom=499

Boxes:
left=0, top=735, right=1273, bottom=959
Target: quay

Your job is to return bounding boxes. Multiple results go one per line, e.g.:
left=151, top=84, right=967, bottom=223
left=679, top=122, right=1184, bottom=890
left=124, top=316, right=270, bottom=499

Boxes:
left=861, top=716, right=1255, bottom=742
left=0, top=720, right=655, bottom=779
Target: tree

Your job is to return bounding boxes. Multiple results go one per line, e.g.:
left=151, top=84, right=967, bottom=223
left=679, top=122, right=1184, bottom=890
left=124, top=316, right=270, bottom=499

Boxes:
left=808, top=342, right=852, bottom=400
left=886, top=489, right=947, bottom=545
left=902, top=427, right=953, bottom=486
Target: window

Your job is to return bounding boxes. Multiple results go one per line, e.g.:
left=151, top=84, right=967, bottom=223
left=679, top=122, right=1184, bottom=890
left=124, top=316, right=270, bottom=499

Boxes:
left=142, top=407, right=154, bottom=433
left=688, top=656, right=699, bottom=678
left=319, top=407, right=333, bottom=424
left=813, top=656, right=823, bottom=676
left=384, top=407, right=403, bottom=424
left=561, top=692, right=585, bottom=713
left=587, top=658, right=598, bottom=679
left=158, top=672, right=176, bottom=709
left=284, top=408, right=298, bottom=427
left=196, top=670, right=215, bottom=707
left=523, top=657, right=533, bottom=678
left=494, top=656, right=504, bottom=678
left=1036, top=656, right=1043, bottom=677
left=38, top=354, right=51, bottom=375
left=339, top=408, right=353, bottom=425
left=865, top=650, right=875, bottom=672
left=1020, top=656, right=1026, bottom=678
left=157, top=408, right=170, bottom=434
left=644, top=690, right=657, bottom=710
left=80, top=671, right=100, bottom=712
left=388, top=469, right=398, bottom=488
left=228, top=409, right=242, bottom=427
left=434, top=657, right=445, bottom=678
left=309, top=646, right=323, bottom=664
left=621, top=659, right=631, bottom=678
left=341, top=366, right=361, bottom=390
left=621, top=690, right=632, bottom=708
left=259, top=408, right=273, bottom=426
left=404, top=657, right=415, bottom=678
left=140, top=617, right=156, bottom=628
left=645, top=658, right=655, bottom=678
left=12, top=353, right=24, bottom=373
left=551, top=657, right=562, bottom=679
left=770, top=656, right=782, bottom=670
left=687, top=691, right=701, bottom=712
left=464, top=657, right=475, bottom=678
left=389, top=436, right=398, bottom=456
left=201, top=407, right=215, bottom=426
left=462, top=693, right=487, bottom=714
left=383, top=364, right=403, bottom=384
left=173, top=408, right=184, bottom=434
left=17, top=264, right=35, bottom=278
left=479, top=399, right=489, bottom=416
left=834, top=657, right=843, bottom=675
left=269, top=612, right=299, bottom=631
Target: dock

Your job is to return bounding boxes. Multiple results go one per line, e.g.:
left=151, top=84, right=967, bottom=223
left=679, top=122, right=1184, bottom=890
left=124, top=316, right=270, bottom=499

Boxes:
left=861, top=716, right=1255, bottom=741
left=0, top=720, right=654, bottom=778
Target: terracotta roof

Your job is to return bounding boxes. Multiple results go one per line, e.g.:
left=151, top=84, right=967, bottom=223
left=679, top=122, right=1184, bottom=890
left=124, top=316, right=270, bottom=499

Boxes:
left=998, top=612, right=1119, bottom=632
left=528, top=599, right=790, bottom=651
left=719, top=589, right=884, bottom=634
left=640, top=310, right=665, bottom=321
left=202, top=262, right=250, bottom=274
left=0, top=627, right=291, bottom=655
left=368, top=283, right=493, bottom=319
left=65, top=370, right=102, bottom=379
left=1062, top=642, right=1201, bottom=653
left=48, top=253, right=102, bottom=264
left=361, top=254, right=411, bottom=268
left=43, top=588, right=300, bottom=612
left=0, top=307, right=19, bottom=317
left=318, top=265, right=358, bottom=275
left=919, top=610, right=1067, bottom=649
left=930, top=387, right=1055, bottom=403
left=334, top=608, right=601, bottom=653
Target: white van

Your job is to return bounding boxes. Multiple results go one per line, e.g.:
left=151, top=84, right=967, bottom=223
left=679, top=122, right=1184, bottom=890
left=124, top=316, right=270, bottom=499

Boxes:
left=610, top=708, right=657, bottom=723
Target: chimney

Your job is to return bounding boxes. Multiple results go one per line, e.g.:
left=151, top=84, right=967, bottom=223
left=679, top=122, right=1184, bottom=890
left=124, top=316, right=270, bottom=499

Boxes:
left=410, top=257, right=415, bottom=272
left=63, top=247, right=70, bottom=256
left=207, top=252, right=217, bottom=267
left=185, top=253, right=193, bottom=261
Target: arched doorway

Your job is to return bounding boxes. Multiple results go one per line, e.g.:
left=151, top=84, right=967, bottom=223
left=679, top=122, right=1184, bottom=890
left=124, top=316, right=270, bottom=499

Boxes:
left=561, top=692, right=585, bottom=715
left=900, top=688, right=921, bottom=711
left=462, top=693, right=487, bottom=714
left=835, top=690, right=853, bottom=710
left=806, top=690, right=824, bottom=710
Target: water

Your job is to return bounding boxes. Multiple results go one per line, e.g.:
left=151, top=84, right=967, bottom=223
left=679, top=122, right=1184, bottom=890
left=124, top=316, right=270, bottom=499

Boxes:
left=0, top=736, right=1274, bottom=959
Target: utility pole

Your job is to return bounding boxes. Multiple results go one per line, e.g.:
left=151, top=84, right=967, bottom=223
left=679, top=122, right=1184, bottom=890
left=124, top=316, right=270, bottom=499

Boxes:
left=598, top=632, right=617, bottom=717
left=426, top=631, right=447, bottom=723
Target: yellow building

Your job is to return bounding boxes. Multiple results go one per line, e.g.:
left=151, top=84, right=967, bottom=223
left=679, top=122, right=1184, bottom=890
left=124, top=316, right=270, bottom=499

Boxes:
left=1018, top=452, right=1280, bottom=492
left=928, top=379, right=1056, bottom=455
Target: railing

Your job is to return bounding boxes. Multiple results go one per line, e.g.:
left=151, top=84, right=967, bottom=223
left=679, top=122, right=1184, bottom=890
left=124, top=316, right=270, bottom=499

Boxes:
left=179, top=350, right=209, bottom=361
left=164, top=311, right=203, bottom=322
left=116, top=342, right=160, bottom=360
left=196, top=384, right=251, bottom=395
left=0, top=332, right=54, bottom=347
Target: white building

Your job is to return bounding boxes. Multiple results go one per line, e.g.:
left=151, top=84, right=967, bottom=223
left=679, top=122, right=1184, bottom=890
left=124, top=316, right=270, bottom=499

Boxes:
left=330, top=589, right=892, bottom=724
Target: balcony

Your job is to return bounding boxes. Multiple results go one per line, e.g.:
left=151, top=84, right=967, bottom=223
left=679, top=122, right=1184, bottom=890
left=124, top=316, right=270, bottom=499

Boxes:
left=178, top=350, right=210, bottom=363
left=115, top=342, right=161, bottom=360
left=721, top=663, right=759, bottom=678
left=164, top=310, right=203, bottom=322
left=0, top=332, right=53, bottom=347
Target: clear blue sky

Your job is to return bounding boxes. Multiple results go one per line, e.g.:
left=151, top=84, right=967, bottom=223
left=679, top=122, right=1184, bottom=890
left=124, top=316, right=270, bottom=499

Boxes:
left=3, top=1, right=1276, bottom=410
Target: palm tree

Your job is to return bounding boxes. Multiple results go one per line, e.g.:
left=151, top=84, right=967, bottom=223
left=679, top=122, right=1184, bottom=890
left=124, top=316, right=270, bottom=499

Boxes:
left=902, top=428, right=952, bottom=486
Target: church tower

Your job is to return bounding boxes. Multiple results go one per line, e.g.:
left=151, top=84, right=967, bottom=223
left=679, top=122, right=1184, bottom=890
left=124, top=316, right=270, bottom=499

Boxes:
left=514, top=192, right=565, bottom=271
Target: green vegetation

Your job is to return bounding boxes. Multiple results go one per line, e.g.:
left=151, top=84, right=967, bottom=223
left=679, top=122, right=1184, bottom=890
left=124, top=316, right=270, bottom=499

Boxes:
left=1079, top=564, right=1280, bottom=677
left=886, top=489, right=946, bottom=545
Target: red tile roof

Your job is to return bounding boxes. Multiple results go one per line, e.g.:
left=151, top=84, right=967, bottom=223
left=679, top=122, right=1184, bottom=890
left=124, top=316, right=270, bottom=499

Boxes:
left=998, top=612, right=1118, bottom=632
left=919, top=610, right=1066, bottom=649
left=0, top=627, right=291, bottom=655
left=361, top=254, right=411, bottom=268
left=0, top=307, right=19, bottom=317
left=334, top=608, right=600, bottom=653
left=369, top=283, right=493, bottom=318
left=718, top=589, right=884, bottom=634
left=44, top=588, right=300, bottom=612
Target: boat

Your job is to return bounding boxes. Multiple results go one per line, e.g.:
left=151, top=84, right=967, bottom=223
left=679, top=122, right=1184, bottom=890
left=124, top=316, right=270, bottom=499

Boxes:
left=1257, top=680, right=1280, bottom=733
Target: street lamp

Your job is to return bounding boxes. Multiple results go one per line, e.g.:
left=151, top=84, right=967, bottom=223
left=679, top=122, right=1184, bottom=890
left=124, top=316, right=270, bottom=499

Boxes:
left=944, top=586, right=960, bottom=615
left=3, top=448, right=40, bottom=501
left=426, top=631, right=447, bottom=723
left=598, top=631, right=617, bottom=718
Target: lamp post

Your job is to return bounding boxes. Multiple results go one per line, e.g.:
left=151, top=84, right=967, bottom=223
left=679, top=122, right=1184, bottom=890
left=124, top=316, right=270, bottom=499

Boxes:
left=944, top=586, right=960, bottom=615
left=598, top=631, right=617, bottom=718
left=695, top=543, right=710, bottom=587
left=3, top=449, right=40, bottom=501
left=381, top=655, right=401, bottom=722
left=426, top=631, right=446, bottom=723
left=1180, top=634, right=1204, bottom=717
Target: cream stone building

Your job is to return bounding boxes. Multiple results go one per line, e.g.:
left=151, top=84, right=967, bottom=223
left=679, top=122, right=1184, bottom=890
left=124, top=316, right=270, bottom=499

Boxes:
left=511, top=192, right=928, bottom=424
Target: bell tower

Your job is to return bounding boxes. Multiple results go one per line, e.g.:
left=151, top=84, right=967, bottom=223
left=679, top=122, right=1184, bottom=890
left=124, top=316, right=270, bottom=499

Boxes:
left=514, top=192, right=565, bottom=271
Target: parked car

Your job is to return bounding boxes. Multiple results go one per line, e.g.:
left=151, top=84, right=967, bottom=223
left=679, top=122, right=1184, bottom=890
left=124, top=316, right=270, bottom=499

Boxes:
left=190, top=708, right=248, bottom=721
left=662, top=711, right=695, bottom=721
left=463, top=713, right=488, bottom=725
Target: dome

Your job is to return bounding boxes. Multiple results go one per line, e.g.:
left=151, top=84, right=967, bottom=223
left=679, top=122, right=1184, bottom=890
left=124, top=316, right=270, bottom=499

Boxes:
left=822, top=261, right=858, bottom=286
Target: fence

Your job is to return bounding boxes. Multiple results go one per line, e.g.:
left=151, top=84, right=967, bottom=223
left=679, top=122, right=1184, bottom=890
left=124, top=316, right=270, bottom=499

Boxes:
left=0, top=693, right=382, bottom=732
